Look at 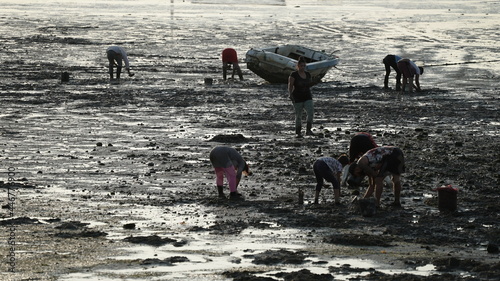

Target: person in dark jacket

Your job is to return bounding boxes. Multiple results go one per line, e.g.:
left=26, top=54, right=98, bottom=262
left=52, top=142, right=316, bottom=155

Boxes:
left=288, top=56, right=317, bottom=138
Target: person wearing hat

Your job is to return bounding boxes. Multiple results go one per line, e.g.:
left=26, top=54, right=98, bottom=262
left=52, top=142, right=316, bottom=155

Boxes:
left=209, top=146, right=251, bottom=199
left=383, top=54, right=403, bottom=91
left=397, top=58, right=424, bottom=93
left=349, top=146, right=405, bottom=207
left=222, top=48, right=244, bottom=81
left=313, top=154, right=349, bottom=204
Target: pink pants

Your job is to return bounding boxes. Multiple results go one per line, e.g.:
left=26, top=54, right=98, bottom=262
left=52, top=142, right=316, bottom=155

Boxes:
left=214, top=167, right=237, bottom=192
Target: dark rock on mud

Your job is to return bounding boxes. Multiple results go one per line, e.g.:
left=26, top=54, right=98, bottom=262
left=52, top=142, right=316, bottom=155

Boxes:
left=247, top=249, right=308, bottom=265
left=123, top=234, right=177, bottom=247
left=123, top=223, right=136, bottom=229
left=140, top=256, right=189, bottom=265
left=0, top=217, right=40, bottom=225
left=487, top=243, right=499, bottom=253
left=323, top=234, right=393, bottom=247
left=54, top=230, right=107, bottom=238
left=358, top=197, right=377, bottom=217
left=209, top=133, right=249, bottom=143
left=275, top=269, right=333, bottom=281
left=55, top=221, right=90, bottom=230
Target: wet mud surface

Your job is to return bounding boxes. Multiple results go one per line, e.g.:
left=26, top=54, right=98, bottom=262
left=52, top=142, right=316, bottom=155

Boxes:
left=1, top=0, right=499, bottom=280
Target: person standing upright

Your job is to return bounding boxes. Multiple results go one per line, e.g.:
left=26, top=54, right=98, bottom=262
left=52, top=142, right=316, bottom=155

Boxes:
left=288, top=56, right=316, bottom=138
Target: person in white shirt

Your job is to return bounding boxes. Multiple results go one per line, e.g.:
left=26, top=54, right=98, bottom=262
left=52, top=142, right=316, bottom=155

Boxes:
left=396, top=58, right=423, bottom=93
left=106, top=46, right=134, bottom=80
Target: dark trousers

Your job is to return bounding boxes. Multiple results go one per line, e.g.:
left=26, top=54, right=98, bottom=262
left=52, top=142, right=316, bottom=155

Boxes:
left=378, top=148, right=406, bottom=177
left=107, top=50, right=122, bottom=79
left=383, top=55, right=401, bottom=90
left=313, top=160, right=340, bottom=192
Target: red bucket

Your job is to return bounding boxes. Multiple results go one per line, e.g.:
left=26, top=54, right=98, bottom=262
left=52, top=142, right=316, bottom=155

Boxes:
left=436, top=185, right=458, bottom=212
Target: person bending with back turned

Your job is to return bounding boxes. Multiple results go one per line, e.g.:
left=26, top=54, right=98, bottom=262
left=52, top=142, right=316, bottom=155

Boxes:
left=209, top=146, right=251, bottom=200
left=349, top=146, right=405, bottom=207
left=222, top=48, right=243, bottom=81
left=106, top=46, right=134, bottom=81
left=397, top=58, right=423, bottom=93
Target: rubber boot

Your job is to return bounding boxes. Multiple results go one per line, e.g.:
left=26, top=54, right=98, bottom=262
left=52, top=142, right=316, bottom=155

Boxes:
left=237, top=68, right=244, bottom=81
left=395, top=81, right=402, bottom=91
left=306, top=122, right=314, bottom=136
left=229, top=191, right=243, bottom=200
left=295, top=126, right=302, bottom=138
left=217, top=185, right=225, bottom=198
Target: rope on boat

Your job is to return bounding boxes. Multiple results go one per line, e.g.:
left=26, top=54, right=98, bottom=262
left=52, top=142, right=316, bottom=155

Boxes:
left=334, top=59, right=500, bottom=74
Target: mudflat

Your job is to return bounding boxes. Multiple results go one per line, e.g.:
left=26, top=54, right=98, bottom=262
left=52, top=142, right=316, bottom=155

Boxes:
left=1, top=0, right=498, bottom=280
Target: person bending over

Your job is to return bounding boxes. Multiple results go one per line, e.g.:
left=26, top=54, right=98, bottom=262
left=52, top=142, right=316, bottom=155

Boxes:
left=397, top=58, right=423, bottom=93
left=349, top=146, right=405, bottom=207
left=313, top=154, right=349, bottom=204
left=383, top=54, right=402, bottom=90
left=209, top=146, right=251, bottom=199
left=106, top=46, right=134, bottom=80
left=222, top=48, right=243, bottom=81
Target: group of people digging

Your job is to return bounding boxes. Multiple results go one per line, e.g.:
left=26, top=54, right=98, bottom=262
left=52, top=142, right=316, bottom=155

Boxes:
left=211, top=131, right=405, bottom=209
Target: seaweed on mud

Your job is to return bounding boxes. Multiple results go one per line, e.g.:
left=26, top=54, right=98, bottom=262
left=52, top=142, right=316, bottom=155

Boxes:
left=360, top=272, right=459, bottom=281
left=0, top=182, right=36, bottom=189
left=323, top=234, right=393, bottom=247
left=329, top=264, right=376, bottom=274
left=18, top=35, right=94, bottom=45
left=37, top=25, right=99, bottom=32
left=208, top=219, right=250, bottom=235
left=54, top=230, right=107, bottom=238
left=222, top=270, right=277, bottom=281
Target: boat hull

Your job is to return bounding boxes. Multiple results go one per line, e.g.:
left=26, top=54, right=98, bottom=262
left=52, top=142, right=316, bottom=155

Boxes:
left=245, top=45, right=339, bottom=84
